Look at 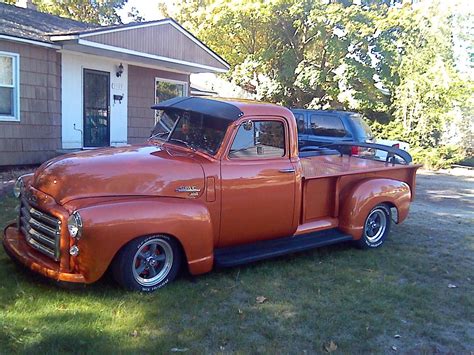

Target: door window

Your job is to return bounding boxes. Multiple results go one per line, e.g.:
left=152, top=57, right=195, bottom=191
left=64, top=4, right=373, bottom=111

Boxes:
left=229, top=120, right=285, bottom=159
left=83, top=69, right=110, bottom=147
left=309, top=115, right=346, bottom=137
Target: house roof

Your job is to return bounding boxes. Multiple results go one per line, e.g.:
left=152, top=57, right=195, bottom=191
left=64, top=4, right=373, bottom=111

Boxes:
left=0, top=2, right=96, bottom=44
left=0, top=3, right=229, bottom=74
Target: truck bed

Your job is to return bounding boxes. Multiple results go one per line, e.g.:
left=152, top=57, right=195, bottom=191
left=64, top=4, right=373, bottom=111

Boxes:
left=300, top=154, right=414, bottom=179
left=298, top=154, right=419, bottom=230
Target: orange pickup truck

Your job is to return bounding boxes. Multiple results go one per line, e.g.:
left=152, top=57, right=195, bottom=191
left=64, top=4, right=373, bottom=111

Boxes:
left=3, top=97, right=419, bottom=292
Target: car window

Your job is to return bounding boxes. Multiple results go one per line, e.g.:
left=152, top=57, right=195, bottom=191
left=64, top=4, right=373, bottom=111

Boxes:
left=310, top=115, right=346, bottom=137
left=293, top=113, right=305, bottom=133
left=229, top=120, right=285, bottom=159
left=351, top=114, right=374, bottom=140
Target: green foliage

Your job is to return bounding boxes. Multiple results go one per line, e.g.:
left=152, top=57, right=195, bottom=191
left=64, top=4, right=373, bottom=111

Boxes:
left=410, top=145, right=465, bottom=170
left=33, top=0, right=127, bottom=25
left=170, top=0, right=386, bottom=110
left=166, top=0, right=472, bottom=168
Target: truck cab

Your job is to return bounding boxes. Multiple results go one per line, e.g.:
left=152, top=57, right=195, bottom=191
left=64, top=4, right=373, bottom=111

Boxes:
left=3, top=97, right=420, bottom=292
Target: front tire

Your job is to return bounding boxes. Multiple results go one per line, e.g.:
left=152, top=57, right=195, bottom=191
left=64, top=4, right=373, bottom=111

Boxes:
left=112, top=235, right=181, bottom=292
left=356, top=204, right=391, bottom=249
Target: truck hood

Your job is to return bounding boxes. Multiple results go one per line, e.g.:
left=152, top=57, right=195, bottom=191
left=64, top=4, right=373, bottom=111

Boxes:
left=32, top=144, right=205, bottom=205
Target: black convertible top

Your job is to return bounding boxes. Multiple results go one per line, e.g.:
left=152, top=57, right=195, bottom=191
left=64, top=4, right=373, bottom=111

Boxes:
left=151, top=97, right=244, bottom=121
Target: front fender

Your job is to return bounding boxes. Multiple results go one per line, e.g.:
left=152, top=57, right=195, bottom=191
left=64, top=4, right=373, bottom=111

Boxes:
left=70, top=197, right=214, bottom=283
left=339, top=179, right=411, bottom=239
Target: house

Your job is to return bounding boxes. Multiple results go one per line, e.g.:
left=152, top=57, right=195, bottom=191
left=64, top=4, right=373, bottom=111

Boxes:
left=0, top=2, right=229, bottom=166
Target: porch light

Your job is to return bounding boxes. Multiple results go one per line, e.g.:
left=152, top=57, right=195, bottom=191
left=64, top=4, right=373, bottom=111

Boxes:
left=116, top=63, right=124, bottom=77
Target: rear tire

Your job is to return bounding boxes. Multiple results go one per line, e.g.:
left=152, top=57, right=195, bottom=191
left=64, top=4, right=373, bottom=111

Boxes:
left=356, top=204, right=391, bottom=249
left=112, top=235, right=181, bottom=292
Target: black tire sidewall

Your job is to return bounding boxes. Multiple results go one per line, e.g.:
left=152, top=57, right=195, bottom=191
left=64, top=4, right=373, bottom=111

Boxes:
left=358, top=205, right=391, bottom=249
left=113, top=235, right=181, bottom=292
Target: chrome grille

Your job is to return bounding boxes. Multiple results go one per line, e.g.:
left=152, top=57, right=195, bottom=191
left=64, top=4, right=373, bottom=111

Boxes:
left=19, top=196, right=61, bottom=260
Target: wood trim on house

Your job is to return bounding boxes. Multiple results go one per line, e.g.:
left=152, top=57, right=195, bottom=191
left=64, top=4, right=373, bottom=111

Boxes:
left=77, top=39, right=228, bottom=73
left=0, top=35, right=61, bottom=49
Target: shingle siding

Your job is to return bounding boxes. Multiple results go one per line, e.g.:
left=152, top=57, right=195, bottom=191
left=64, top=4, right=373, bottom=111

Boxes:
left=127, top=65, right=189, bottom=144
left=0, top=40, right=61, bottom=166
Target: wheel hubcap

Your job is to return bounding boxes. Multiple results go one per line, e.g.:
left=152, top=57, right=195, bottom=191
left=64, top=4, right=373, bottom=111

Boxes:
left=132, top=238, right=173, bottom=287
left=364, top=209, right=387, bottom=243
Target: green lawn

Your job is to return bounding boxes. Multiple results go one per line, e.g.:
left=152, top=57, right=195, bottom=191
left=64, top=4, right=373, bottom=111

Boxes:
left=0, top=172, right=473, bottom=353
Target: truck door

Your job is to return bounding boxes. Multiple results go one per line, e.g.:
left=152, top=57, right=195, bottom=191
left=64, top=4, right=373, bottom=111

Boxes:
left=219, top=118, right=296, bottom=247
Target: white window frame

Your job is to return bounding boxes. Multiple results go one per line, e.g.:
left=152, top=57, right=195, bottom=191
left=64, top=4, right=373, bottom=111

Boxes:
left=0, top=51, right=20, bottom=122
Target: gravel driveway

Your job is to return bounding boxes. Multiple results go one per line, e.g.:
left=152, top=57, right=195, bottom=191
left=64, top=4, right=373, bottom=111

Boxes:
left=414, top=169, right=474, bottom=219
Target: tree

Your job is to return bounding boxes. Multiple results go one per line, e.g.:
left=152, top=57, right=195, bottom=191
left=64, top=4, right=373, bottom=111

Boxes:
left=372, top=1, right=472, bottom=149
left=34, top=0, right=127, bottom=25
left=167, top=0, right=386, bottom=110
left=126, top=6, right=144, bottom=22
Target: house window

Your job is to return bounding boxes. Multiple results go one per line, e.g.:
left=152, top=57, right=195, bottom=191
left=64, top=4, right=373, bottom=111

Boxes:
left=155, top=78, right=187, bottom=104
left=0, top=52, right=20, bottom=121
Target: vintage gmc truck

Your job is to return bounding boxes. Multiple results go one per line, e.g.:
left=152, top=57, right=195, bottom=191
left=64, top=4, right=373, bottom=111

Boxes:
left=3, top=97, right=420, bottom=292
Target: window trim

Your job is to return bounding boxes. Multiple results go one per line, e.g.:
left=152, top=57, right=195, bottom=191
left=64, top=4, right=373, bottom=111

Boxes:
left=226, top=117, right=289, bottom=161
left=0, top=51, right=20, bottom=122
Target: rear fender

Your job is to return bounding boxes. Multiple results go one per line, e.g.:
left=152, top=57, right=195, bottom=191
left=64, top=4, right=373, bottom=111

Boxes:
left=69, top=197, right=214, bottom=283
left=339, top=179, right=411, bottom=239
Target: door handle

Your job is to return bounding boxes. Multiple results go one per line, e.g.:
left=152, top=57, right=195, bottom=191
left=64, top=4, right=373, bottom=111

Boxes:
left=279, top=168, right=295, bottom=173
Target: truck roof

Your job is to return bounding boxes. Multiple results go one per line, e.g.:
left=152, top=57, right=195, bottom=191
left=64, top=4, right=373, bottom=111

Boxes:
left=151, top=96, right=294, bottom=121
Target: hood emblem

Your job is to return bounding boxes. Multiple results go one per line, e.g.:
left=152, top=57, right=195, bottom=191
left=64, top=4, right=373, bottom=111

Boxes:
left=175, top=186, right=201, bottom=197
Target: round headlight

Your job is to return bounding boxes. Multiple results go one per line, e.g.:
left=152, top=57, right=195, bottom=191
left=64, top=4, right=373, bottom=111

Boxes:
left=13, top=176, right=24, bottom=198
left=67, top=211, right=83, bottom=239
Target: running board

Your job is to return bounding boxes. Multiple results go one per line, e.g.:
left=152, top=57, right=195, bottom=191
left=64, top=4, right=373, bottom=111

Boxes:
left=214, top=228, right=353, bottom=267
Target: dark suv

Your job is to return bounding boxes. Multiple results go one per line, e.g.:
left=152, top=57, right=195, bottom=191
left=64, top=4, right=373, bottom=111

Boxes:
left=291, top=109, right=375, bottom=153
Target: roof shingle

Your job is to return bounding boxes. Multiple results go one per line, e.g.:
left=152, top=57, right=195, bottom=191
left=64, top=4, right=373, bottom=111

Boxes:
left=0, top=3, right=97, bottom=43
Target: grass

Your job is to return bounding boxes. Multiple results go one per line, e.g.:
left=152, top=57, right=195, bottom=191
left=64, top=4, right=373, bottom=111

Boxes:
left=0, top=178, right=473, bottom=353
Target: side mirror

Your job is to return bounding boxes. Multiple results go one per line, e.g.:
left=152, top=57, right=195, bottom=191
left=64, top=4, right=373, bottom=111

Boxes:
left=242, top=120, right=253, bottom=131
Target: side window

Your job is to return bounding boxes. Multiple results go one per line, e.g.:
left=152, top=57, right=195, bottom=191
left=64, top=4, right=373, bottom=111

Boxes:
left=0, top=52, right=20, bottom=121
left=229, top=120, right=285, bottom=159
left=293, top=113, right=305, bottom=133
left=310, top=115, right=346, bottom=137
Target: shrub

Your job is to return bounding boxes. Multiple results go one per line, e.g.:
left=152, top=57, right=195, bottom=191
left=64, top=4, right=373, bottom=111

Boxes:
left=410, top=145, right=465, bottom=170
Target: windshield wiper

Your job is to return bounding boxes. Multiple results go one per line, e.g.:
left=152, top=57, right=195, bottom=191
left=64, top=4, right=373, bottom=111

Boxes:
left=148, top=131, right=170, bottom=141
left=167, top=138, right=197, bottom=151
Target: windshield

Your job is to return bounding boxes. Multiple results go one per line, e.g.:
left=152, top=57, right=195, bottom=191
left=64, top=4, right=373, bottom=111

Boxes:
left=157, top=109, right=230, bottom=155
left=351, top=114, right=374, bottom=140
left=150, top=110, right=180, bottom=139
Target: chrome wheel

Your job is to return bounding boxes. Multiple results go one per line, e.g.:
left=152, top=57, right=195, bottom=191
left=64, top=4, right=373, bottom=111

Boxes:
left=132, top=238, right=173, bottom=287
left=364, top=208, right=387, bottom=243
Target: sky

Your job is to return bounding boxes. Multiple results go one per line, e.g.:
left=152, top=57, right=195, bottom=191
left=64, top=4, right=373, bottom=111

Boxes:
left=118, top=0, right=172, bottom=23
